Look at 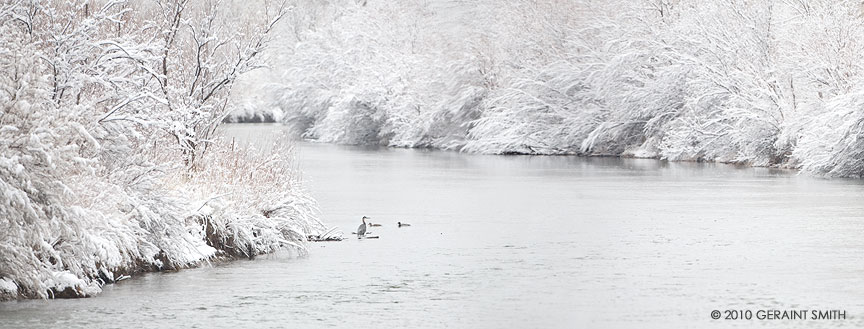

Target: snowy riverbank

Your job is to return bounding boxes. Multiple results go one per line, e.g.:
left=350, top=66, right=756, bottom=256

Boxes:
left=0, top=1, right=324, bottom=301
left=0, top=131, right=324, bottom=301
left=231, top=0, right=864, bottom=178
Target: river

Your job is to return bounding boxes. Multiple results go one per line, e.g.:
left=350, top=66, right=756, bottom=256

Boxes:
left=2, top=124, right=864, bottom=328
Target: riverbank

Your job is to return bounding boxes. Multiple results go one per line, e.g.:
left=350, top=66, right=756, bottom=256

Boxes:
left=0, top=1, right=322, bottom=302
left=0, top=139, right=324, bottom=302
left=231, top=0, right=864, bottom=179
left=222, top=119, right=805, bottom=174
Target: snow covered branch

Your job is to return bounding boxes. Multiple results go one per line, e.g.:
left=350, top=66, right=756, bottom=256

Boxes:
left=242, top=0, right=864, bottom=177
left=0, top=0, right=321, bottom=301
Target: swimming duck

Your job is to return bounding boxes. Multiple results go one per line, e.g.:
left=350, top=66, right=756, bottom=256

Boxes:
left=398, top=221, right=411, bottom=227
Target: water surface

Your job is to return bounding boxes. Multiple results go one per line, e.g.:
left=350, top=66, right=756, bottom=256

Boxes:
left=2, top=124, right=864, bottom=328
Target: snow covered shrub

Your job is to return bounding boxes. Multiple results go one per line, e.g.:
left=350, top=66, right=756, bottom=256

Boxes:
left=263, top=0, right=500, bottom=150
left=173, top=135, right=324, bottom=258
left=653, top=1, right=788, bottom=165
left=0, top=1, right=118, bottom=299
left=796, top=88, right=864, bottom=178
left=265, top=84, right=332, bottom=137
left=233, top=0, right=864, bottom=176
left=0, top=0, right=323, bottom=301
left=464, top=63, right=592, bottom=155
left=309, top=94, right=390, bottom=145
left=417, top=72, right=488, bottom=150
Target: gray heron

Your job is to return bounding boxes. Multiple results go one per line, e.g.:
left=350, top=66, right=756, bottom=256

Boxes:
left=357, top=216, right=369, bottom=238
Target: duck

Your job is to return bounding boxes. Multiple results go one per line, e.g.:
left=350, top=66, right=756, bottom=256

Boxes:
left=397, top=221, right=411, bottom=227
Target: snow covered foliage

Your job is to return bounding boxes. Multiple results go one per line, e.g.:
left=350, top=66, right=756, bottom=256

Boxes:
left=245, top=0, right=864, bottom=177
left=0, top=0, right=323, bottom=300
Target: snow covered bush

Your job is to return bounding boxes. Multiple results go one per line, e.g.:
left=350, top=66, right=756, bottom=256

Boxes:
left=237, top=0, right=864, bottom=177
left=796, top=88, right=864, bottom=177
left=174, top=137, right=322, bottom=258
left=0, top=0, right=323, bottom=301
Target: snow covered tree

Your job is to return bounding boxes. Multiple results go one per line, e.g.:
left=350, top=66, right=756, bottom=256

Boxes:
left=0, top=0, right=323, bottom=301
left=248, top=0, right=864, bottom=177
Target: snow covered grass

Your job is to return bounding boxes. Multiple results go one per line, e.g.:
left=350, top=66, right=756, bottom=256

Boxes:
left=238, top=0, right=864, bottom=178
left=165, top=136, right=324, bottom=260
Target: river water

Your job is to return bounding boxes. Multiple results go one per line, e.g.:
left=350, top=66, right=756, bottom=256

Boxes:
left=2, top=124, right=864, bottom=328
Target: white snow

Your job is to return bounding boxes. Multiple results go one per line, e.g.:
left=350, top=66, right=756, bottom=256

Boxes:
left=0, top=278, right=17, bottom=296
left=232, top=0, right=864, bottom=177
left=0, top=0, right=324, bottom=301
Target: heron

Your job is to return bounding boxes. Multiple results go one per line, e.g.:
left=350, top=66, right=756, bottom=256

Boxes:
left=398, top=221, right=411, bottom=227
left=357, top=216, right=369, bottom=238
